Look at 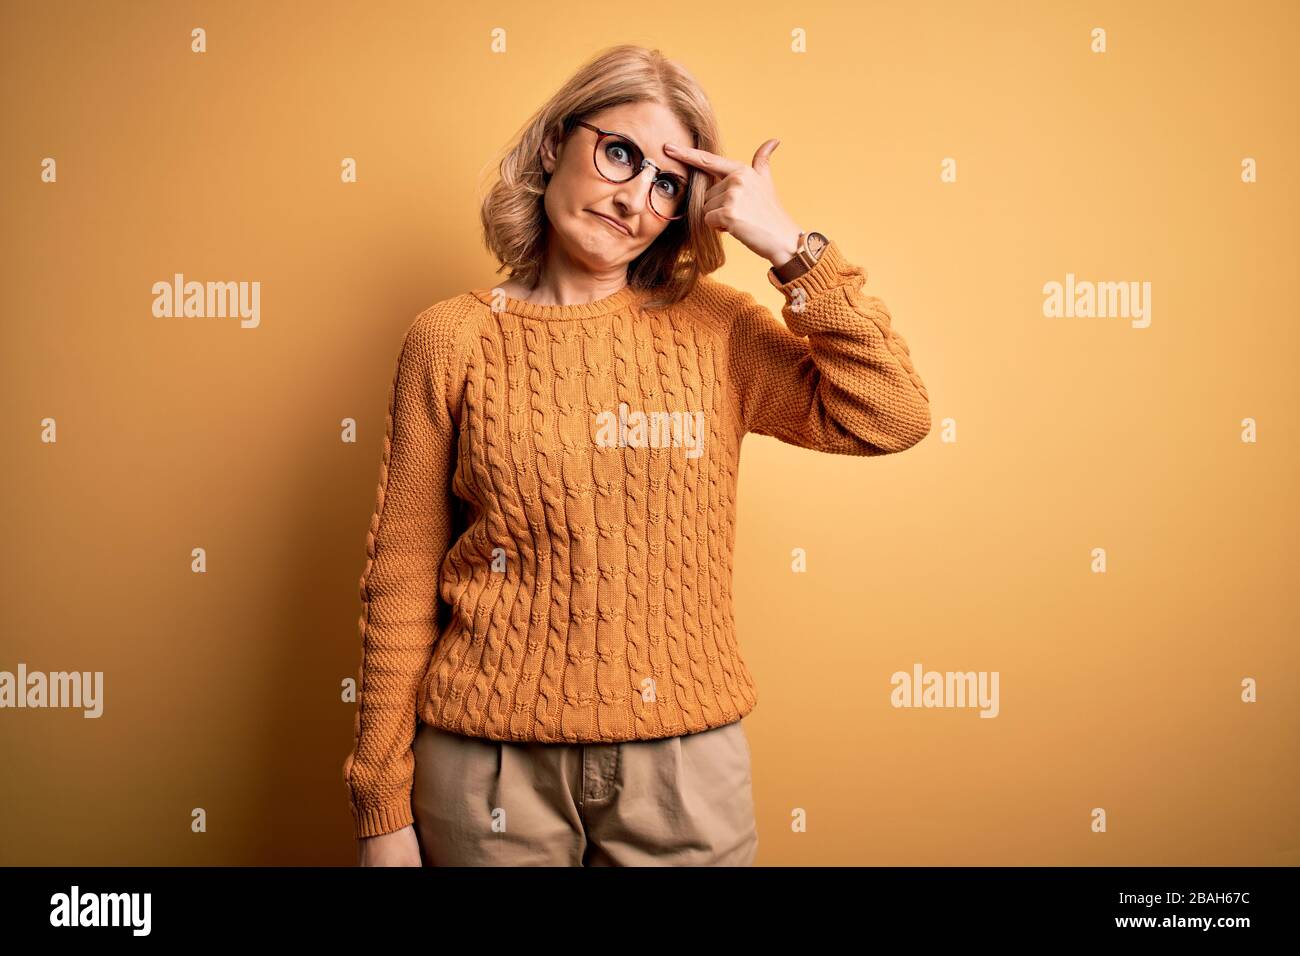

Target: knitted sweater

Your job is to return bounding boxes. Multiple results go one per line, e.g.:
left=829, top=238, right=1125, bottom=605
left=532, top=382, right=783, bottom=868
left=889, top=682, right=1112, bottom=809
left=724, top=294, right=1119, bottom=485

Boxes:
left=342, top=239, right=931, bottom=838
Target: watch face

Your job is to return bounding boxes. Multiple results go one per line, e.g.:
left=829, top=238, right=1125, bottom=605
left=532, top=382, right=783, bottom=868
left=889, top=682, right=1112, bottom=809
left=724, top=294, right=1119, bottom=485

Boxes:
left=806, top=232, right=828, bottom=259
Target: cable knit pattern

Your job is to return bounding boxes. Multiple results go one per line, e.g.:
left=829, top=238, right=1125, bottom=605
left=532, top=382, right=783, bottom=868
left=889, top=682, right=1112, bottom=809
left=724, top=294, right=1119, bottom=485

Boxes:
left=343, top=239, right=931, bottom=838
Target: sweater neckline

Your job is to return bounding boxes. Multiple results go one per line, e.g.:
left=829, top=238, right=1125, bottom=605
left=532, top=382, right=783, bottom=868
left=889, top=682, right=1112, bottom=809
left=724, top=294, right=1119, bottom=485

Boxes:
left=469, top=283, right=644, bottom=321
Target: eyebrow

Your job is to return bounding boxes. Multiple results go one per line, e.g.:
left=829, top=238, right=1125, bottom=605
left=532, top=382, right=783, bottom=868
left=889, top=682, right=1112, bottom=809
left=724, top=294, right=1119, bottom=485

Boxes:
left=608, top=127, right=688, bottom=179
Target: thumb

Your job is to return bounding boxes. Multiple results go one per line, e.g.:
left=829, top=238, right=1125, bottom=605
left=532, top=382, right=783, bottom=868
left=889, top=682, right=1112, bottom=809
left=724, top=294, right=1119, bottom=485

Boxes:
left=752, top=138, right=780, bottom=175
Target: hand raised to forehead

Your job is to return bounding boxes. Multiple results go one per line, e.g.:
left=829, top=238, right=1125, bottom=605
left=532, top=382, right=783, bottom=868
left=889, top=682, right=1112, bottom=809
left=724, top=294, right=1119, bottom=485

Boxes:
left=663, top=138, right=804, bottom=267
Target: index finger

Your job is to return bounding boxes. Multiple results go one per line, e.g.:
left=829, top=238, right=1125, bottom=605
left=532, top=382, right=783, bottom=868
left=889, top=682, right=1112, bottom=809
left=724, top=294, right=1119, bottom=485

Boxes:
left=663, top=142, right=745, bottom=181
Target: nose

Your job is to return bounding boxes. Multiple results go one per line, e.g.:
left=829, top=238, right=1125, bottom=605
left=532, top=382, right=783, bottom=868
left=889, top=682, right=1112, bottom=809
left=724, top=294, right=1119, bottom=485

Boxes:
left=611, top=164, right=657, bottom=216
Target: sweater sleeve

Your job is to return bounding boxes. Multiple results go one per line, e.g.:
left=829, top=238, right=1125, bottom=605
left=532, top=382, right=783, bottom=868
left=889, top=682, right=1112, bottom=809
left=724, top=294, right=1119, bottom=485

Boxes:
left=725, top=239, right=931, bottom=454
left=342, top=308, right=460, bottom=840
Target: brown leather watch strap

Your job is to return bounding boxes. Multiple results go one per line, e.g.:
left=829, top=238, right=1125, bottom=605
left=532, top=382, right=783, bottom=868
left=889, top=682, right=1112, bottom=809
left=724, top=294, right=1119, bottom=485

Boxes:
left=771, top=231, right=828, bottom=284
left=772, top=254, right=813, bottom=284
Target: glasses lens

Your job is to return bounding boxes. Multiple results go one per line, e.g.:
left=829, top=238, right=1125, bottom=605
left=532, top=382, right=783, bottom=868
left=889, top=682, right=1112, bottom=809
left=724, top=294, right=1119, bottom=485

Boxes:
left=594, top=135, right=641, bottom=183
left=595, top=134, right=688, bottom=219
left=649, top=174, right=687, bottom=219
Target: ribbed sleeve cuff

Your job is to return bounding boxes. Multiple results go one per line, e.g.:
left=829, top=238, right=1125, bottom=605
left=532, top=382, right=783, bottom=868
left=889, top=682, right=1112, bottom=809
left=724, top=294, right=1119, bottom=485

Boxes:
left=765, top=238, right=858, bottom=300
left=351, top=795, right=414, bottom=840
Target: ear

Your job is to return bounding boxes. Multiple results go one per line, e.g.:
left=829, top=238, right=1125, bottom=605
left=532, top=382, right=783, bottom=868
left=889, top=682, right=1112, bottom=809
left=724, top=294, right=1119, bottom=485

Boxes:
left=539, top=124, right=564, bottom=177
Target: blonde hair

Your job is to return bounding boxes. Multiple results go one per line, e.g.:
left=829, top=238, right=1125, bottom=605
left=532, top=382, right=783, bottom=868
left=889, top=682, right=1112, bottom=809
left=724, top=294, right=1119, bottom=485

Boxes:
left=477, top=44, right=726, bottom=311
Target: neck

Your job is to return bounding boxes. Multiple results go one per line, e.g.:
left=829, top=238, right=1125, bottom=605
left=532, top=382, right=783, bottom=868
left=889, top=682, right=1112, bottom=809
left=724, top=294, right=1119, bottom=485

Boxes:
left=518, top=242, right=628, bottom=306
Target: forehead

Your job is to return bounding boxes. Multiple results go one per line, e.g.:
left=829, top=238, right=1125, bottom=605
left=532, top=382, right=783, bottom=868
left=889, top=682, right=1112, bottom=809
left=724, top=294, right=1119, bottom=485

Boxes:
left=587, top=105, right=691, bottom=177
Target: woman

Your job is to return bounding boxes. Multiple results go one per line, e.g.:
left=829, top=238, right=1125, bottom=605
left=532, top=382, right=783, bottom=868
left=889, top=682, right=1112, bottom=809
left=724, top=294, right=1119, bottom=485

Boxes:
left=343, top=44, right=932, bottom=866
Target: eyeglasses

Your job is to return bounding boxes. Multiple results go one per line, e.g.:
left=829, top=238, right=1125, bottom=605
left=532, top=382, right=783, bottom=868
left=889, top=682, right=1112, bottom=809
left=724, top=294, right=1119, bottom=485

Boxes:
left=570, top=120, right=690, bottom=221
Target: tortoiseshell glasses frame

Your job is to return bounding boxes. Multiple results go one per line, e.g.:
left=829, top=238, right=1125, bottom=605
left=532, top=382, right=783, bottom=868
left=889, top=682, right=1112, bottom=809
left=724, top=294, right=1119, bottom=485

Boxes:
left=569, top=119, right=691, bottom=221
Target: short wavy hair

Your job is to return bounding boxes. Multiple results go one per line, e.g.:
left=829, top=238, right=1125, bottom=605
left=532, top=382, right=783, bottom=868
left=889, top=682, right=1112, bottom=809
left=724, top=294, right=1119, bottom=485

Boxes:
left=477, top=44, right=726, bottom=312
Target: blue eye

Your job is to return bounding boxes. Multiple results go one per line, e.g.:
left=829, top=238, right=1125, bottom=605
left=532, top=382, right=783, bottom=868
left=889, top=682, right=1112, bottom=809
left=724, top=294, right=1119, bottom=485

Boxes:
left=605, top=142, right=634, bottom=168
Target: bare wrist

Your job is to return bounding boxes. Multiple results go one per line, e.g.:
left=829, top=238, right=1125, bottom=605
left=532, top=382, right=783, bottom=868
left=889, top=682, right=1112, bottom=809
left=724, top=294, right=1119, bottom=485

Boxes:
left=767, top=229, right=803, bottom=268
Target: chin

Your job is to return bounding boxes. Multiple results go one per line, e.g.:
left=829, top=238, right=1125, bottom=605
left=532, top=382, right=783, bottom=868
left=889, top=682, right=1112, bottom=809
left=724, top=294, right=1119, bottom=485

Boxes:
left=568, top=225, right=622, bottom=259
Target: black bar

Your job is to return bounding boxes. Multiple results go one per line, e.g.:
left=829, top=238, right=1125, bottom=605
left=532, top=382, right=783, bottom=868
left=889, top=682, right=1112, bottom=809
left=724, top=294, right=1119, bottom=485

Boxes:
left=0, top=865, right=1281, bottom=940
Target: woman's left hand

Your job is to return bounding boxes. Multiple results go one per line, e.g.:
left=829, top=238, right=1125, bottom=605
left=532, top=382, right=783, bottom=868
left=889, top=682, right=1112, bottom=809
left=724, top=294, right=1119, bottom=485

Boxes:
left=663, top=138, right=804, bottom=267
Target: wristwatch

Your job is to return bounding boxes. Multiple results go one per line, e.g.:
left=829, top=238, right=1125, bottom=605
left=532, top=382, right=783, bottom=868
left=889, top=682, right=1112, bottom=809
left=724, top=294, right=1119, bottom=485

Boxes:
left=771, top=230, right=829, bottom=284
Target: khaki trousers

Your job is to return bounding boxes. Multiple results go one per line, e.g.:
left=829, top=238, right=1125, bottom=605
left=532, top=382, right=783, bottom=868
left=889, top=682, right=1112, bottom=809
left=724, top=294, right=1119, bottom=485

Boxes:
left=411, top=718, right=758, bottom=866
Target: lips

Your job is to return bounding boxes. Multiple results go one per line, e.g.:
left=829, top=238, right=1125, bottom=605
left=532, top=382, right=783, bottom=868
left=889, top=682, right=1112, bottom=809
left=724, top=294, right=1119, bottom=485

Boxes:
left=589, top=210, right=631, bottom=236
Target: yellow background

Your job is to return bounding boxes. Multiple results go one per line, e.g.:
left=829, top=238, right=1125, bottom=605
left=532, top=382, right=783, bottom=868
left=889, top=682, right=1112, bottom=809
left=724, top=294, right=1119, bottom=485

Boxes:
left=1, top=0, right=1296, bottom=865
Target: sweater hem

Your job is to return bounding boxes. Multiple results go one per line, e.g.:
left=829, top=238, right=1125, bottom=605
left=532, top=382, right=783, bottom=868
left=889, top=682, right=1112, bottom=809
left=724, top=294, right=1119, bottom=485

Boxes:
left=415, top=686, right=758, bottom=745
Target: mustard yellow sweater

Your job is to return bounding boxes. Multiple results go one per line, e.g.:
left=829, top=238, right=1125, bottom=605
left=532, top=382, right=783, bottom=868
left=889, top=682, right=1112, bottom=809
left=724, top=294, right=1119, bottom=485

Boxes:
left=343, top=240, right=931, bottom=838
